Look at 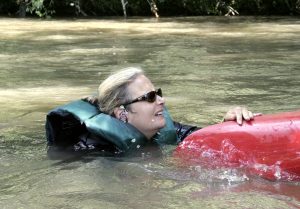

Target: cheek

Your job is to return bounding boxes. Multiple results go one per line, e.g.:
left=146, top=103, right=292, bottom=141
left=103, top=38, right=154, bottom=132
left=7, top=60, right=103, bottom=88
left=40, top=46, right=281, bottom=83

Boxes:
left=131, top=108, right=154, bottom=124
left=133, top=104, right=155, bottom=116
left=139, top=110, right=155, bottom=122
left=129, top=103, right=157, bottom=120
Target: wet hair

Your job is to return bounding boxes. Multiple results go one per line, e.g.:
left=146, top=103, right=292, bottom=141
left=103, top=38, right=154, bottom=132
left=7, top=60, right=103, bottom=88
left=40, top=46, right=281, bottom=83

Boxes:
left=98, top=67, right=144, bottom=116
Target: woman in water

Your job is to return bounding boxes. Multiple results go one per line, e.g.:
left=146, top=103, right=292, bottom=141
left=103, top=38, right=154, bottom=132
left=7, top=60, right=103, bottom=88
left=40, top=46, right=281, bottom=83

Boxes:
left=46, top=67, right=254, bottom=158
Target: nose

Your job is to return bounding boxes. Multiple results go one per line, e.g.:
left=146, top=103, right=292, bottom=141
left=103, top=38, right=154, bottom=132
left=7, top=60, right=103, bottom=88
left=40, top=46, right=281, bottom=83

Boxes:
left=156, top=95, right=165, bottom=105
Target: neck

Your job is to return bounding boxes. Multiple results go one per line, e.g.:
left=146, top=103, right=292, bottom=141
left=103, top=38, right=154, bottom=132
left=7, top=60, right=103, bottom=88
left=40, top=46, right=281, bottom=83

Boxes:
left=143, top=133, right=156, bottom=140
left=143, top=130, right=157, bottom=140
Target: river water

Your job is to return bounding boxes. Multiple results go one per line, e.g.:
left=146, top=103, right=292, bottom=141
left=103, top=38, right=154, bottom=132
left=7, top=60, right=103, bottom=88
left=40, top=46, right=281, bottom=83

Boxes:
left=0, top=17, right=300, bottom=208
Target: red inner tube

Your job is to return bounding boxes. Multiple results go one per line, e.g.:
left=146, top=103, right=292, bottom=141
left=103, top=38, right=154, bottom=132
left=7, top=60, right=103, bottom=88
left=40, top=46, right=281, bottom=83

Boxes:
left=173, top=110, right=300, bottom=181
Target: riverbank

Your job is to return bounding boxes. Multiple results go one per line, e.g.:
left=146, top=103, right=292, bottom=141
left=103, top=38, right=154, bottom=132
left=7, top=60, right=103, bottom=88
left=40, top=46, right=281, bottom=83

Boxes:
left=1, top=0, right=300, bottom=18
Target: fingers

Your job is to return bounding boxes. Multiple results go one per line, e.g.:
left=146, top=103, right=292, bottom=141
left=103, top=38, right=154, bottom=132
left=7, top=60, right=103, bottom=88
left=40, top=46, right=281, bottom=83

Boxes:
left=224, top=106, right=258, bottom=125
left=237, top=107, right=246, bottom=124
left=82, top=95, right=98, bottom=105
left=253, top=112, right=262, bottom=117
left=223, top=109, right=236, bottom=122
left=248, top=111, right=254, bottom=119
left=243, top=108, right=256, bottom=121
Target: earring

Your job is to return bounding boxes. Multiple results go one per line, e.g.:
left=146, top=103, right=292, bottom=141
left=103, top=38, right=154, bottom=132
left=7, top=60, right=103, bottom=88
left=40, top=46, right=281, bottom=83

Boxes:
left=119, top=105, right=128, bottom=123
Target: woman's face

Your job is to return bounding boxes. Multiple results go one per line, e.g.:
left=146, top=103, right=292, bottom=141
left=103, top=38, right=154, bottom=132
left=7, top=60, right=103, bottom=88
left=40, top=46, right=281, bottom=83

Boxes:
left=126, top=74, right=166, bottom=139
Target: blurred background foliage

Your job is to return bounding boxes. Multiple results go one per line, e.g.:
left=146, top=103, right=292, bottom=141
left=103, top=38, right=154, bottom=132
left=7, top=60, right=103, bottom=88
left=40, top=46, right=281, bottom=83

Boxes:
left=0, top=0, right=299, bottom=18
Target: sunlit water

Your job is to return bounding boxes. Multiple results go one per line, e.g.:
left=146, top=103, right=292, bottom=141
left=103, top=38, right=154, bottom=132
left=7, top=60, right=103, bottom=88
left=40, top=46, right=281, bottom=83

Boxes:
left=1, top=17, right=300, bottom=208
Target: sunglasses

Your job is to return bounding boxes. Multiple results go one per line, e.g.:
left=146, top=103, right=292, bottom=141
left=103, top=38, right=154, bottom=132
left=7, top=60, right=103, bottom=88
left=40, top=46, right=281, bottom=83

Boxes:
left=122, top=88, right=162, bottom=106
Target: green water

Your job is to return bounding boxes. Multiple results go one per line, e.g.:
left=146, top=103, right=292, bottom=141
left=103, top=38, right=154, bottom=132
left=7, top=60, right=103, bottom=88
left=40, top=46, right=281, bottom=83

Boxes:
left=0, top=17, right=300, bottom=208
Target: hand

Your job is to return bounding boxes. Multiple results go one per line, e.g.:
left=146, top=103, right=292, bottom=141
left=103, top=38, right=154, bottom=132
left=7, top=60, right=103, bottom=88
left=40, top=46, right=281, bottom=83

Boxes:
left=82, top=95, right=98, bottom=105
left=223, top=106, right=261, bottom=125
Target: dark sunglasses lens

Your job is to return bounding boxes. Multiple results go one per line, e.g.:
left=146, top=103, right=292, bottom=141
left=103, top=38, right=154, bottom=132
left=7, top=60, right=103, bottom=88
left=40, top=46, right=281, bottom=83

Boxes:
left=157, top=88, right=162, bottom=97
left=146, top=89, right=162, bottom=103
left=146, top=91, right=157, bottom=102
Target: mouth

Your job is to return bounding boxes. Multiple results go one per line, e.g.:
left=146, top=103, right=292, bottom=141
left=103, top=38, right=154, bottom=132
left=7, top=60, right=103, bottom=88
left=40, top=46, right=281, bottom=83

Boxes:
left=155, top=111, right=164, bottom=116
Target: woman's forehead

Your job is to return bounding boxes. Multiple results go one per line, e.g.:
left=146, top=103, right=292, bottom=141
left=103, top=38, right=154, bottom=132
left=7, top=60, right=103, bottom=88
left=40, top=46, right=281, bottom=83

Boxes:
left=128, top=75, right=155, bottom=95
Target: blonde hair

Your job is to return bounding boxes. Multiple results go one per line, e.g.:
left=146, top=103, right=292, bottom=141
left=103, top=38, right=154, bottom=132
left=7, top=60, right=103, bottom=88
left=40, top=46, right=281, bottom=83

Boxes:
left=98, top=67, right=144, bottom=115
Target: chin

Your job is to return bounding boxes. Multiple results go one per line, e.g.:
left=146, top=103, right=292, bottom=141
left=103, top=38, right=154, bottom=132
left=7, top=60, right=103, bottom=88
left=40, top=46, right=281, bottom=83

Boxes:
left=158, top=118, right=166, bottom=129
left=151, top=115, right=166, bottom=130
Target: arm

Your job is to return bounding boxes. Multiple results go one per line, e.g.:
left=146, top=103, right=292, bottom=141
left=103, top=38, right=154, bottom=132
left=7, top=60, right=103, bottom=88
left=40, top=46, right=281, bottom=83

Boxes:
left=173, top=121, right=199, bottom=142
left=174, top=107, right=258, bottom=142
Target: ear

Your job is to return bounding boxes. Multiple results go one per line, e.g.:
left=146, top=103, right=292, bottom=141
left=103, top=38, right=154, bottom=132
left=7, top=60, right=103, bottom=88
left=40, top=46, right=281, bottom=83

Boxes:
left=113, top=107, right=122, bottom=120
